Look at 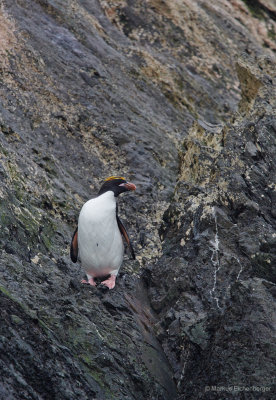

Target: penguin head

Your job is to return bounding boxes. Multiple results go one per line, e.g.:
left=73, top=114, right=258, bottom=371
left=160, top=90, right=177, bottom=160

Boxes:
left=98, top=176, right=136, bottom=197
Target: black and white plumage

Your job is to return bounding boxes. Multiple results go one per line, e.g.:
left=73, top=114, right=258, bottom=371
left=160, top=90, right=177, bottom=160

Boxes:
left=70, top=176, right=136, bottom=289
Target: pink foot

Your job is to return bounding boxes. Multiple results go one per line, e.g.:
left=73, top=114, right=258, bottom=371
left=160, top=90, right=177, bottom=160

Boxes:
left=101, top=275, right=116, bottom=289
left=81, top=278, right=96, bottom=286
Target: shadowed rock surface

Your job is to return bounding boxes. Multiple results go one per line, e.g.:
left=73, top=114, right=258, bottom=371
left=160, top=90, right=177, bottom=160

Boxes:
left=0, top=1, right=275, bottom=399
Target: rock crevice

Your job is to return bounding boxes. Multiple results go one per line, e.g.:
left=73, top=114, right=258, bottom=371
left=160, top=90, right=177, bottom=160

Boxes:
left=0, top=1, right=275, bottom=399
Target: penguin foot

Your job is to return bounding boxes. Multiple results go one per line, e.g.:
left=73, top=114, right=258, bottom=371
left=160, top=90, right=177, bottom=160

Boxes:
left=81, top=278, right=96, bottom=286
left=101, top=275, right=116, bottom=289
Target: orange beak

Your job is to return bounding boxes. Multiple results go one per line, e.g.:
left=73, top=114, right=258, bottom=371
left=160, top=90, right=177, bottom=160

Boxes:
left=120, top=182, right=136, bottom=191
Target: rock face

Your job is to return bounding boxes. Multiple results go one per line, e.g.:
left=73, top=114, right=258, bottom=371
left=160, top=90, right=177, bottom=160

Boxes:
left=0, top=0, right=275, bottom=399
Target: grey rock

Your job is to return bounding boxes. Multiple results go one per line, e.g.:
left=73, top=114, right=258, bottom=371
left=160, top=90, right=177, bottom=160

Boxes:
left=0, top=0, right=275, bottom=399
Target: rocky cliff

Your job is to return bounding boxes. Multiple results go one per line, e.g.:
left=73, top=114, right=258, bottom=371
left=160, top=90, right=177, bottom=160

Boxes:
left=0, top=1, right=275, bottom=399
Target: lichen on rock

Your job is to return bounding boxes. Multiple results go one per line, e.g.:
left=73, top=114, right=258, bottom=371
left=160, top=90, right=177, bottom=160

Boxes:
left=0, top=0, right=275, bottom=399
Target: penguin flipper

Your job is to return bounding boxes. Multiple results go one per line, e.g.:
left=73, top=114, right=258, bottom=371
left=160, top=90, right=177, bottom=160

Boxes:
left=70, top=227, right=78, bottom=263
left=116, top=215, right=135, bottom=260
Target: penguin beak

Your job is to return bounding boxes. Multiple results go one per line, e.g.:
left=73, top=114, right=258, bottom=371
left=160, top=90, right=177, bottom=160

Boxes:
left=119, top=182, right=136, bottom=191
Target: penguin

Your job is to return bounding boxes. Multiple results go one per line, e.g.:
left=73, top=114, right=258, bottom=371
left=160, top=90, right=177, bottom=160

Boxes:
left=70, top=176, right=136, bottom=289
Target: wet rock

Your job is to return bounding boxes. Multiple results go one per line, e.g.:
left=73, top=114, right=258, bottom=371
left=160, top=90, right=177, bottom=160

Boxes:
left=0, top=0, right=275, bottom=399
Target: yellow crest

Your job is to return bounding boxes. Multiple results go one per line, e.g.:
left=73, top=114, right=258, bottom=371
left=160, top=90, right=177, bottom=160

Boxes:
left=104, top=176, right=126, bottom=182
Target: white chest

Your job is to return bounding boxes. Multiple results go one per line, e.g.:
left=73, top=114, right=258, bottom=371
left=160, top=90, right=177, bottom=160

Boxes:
left=77, top=191, right=124, bottom=275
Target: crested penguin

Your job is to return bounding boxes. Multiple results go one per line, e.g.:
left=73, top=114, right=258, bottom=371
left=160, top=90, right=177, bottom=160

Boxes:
left=70, top=176, right=136, bottom=289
